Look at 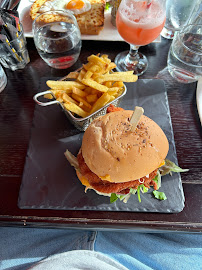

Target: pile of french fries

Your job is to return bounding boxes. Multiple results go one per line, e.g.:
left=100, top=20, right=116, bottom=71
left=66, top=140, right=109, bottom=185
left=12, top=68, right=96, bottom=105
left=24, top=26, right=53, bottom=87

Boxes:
left=45, top=54, right=138, bottom=118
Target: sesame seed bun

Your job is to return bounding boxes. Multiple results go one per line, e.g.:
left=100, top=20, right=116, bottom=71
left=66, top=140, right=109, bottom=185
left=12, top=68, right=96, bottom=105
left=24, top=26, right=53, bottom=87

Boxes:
left=81, top=110, right=169, bottom=183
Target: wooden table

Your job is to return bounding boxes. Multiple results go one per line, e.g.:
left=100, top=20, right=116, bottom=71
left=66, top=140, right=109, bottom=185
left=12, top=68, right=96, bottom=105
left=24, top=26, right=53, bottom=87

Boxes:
left=0, top=37, right=201, bottom=232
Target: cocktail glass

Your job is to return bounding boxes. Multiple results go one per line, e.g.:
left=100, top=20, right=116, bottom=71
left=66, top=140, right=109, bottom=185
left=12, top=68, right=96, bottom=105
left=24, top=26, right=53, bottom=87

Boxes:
left=115, top=0, right=166, bottom=75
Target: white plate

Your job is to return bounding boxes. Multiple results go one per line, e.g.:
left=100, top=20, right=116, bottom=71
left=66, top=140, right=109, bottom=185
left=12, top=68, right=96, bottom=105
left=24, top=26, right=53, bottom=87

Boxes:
left=18, top=0, right=161, bottom=42
left=196, top=77, right=202, bottom=125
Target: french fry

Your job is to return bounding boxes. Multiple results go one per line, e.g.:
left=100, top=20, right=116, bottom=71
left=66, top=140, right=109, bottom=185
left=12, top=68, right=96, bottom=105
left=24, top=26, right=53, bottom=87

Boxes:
left=87, top=54, right=107, bottom=69
left=79, top=102, right=91, bottom=112
left=89, top=65, right=102, bottom=74
left=83, top=70, right=93, bottom=79
left=107, top=90, right=118, bottom=96
left=95, top=73, right=138, bottom=84
left=72, top=93, right=92, bottom=109
left=90, top=93, right=111, bottom=114
left=112, top=81, right=124, bottom=88
left=106, top=62, right=116, bottom=71
left=86, top=94, right=97, bottom=103
left=83, top=62, right=99, bottom=73
left=107, top=87, right=122, bottom=92
left=111, top=71, right=134, bottom=75
left=44, top=93, right=54, bottom=99
left=91, top=88, right=100, bottom=95
left=66, top=71, right=79, bottom=79
left=77, top=69, right=86, bottom=82
left=83, top=86, right=93, bottom=94
left=103, top=81, right=113, bottom=88
left=82, top=79, right=108, bottom=92
left=46, top=80, right=85, bottom=90
left=51, top=90, right=71, bottom=97
left=72, top=87, right=88, bottom=97
left=62, top=93, right=79, bottom=105
left=57, top=96, right=64, bottom=103
left=108, top=95, right=116, bottom=102
left=63, top=101, right=88, bottom=118
left=100, top=54, right=111, bottom=64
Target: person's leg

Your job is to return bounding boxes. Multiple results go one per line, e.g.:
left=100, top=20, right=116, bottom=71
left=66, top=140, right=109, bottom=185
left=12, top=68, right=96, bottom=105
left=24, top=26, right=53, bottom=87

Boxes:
left=94, top=232, right=202, bottom=270
left=1, top=227, right=201, bottom=270
left=0, top=227, right=96, bottom=270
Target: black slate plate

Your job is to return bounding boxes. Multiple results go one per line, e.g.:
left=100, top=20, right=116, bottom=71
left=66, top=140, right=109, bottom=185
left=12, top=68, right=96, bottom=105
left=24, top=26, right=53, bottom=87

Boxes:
left=18, top=79, right=185, bottom=213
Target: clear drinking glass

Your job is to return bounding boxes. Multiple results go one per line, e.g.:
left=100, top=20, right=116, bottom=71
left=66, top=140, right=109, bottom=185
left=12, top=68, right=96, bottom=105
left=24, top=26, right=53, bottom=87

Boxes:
left=0, top=65, right=7, bottom=93
left=32, top=10, right=82, bottom=69
left=115, top=0, right=166, bottom=75
left=167, top=23, right=202, bottom=83
left=161, top=0, right=201, bottom=40
left=0, top=27, right=30, bottom=71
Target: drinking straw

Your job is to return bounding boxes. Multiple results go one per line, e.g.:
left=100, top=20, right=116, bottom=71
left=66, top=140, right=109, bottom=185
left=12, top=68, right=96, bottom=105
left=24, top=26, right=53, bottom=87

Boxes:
left=0, top=0, right=9, bottom=8
left=146, top=0, right=152, bottom=8
left=5, top=38, right=22, bottom=61
left=0, top=33, right=22, bottom=63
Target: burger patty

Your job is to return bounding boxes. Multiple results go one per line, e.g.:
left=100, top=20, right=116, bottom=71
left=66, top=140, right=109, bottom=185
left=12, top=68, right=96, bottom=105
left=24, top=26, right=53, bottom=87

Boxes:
left=77, top=151, right=158, bottom=194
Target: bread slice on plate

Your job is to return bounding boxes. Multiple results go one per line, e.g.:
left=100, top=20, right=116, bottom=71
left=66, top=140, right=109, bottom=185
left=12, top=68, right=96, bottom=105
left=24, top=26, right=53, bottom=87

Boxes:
left=30, top=0, right=106, bottom=35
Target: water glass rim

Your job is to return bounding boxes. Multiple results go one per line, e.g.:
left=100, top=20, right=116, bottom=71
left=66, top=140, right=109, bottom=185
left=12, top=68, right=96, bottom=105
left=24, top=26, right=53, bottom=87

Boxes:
left=32, top=9, right=80, bottom=37
left=178, top=23, right=202, bottom=33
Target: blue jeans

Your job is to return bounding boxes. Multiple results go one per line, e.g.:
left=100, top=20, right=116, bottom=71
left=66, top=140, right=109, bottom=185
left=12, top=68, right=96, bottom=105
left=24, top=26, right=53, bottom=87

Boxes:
left=0, top=227, right=201, bottom=270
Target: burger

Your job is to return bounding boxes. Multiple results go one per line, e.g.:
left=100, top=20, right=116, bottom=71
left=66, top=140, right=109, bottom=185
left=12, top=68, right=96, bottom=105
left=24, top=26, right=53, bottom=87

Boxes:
left=65, top=105, right=188, bottom=203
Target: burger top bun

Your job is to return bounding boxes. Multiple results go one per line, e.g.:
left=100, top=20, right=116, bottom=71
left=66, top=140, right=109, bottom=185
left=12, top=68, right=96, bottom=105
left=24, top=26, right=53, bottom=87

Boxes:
left=81, top=110, right=169, bottom=183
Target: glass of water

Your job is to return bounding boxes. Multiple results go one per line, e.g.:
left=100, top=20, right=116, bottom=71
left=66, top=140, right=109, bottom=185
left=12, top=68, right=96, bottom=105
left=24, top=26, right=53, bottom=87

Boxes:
left=161, top=0, right=201, bottom=39
left=32, top=10, right=82, bottom=69
left=167, top=23, right=202, bottom=83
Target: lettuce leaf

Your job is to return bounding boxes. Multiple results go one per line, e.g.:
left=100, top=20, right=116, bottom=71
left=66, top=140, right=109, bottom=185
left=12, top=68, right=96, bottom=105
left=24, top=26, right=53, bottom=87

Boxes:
left=159, top=159, right=189, bottom=176
left=140, top=185, right=149, bottom=193
left=105, top=2, right=111, bottom=10
left=110, top=193, right=119, bottom=203
left=110, top=185, right=148, bottom=204
left=110, top=159, right=188, bottom=203
left=110, top=188, right=137, bottom=203
left=153, top=190, right=167, bottom=200
left=152, top=170, right=161, bottom=189
left=137, top=186, right=141, bottom=202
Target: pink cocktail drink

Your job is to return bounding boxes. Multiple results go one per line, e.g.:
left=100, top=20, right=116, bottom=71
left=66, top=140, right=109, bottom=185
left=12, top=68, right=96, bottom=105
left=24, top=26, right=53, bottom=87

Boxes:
left=115, top=0, right=166, bottom=75
left=116, top=0, right=166, bottom=46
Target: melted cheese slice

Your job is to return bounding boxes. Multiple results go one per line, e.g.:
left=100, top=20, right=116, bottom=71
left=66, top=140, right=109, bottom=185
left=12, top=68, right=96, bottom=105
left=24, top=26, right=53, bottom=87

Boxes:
left=159, top=160, right=165, bottom=167
left=99, top=174, right=111, bottom=181
left=76, top=170, right=91, bottom=187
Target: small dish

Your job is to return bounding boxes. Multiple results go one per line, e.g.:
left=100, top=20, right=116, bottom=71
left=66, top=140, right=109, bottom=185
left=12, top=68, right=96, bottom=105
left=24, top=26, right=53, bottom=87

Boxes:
left=33, top=84, right=127, bottom=131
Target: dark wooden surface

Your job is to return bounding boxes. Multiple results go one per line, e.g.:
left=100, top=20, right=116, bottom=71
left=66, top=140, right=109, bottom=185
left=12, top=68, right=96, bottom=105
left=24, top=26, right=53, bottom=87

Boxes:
left=0, top=37, right=202, bottom=232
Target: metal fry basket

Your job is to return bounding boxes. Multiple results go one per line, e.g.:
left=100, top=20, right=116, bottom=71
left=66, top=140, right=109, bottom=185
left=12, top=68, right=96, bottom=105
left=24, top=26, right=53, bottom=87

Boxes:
left=33, top=83, right=127, bottom=131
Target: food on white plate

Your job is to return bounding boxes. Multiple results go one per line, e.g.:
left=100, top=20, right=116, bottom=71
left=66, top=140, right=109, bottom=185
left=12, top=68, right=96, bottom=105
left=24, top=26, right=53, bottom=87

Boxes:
left=38, top=0, right=92, bottom=15
left=65, top=105, right=188, bottom=203
left=30, top=0, right=106, bottom=35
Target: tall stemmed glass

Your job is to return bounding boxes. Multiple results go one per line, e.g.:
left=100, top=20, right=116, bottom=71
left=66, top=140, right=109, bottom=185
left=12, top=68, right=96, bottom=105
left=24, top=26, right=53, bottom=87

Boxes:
left=115, top=0, right=166, bottom=75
